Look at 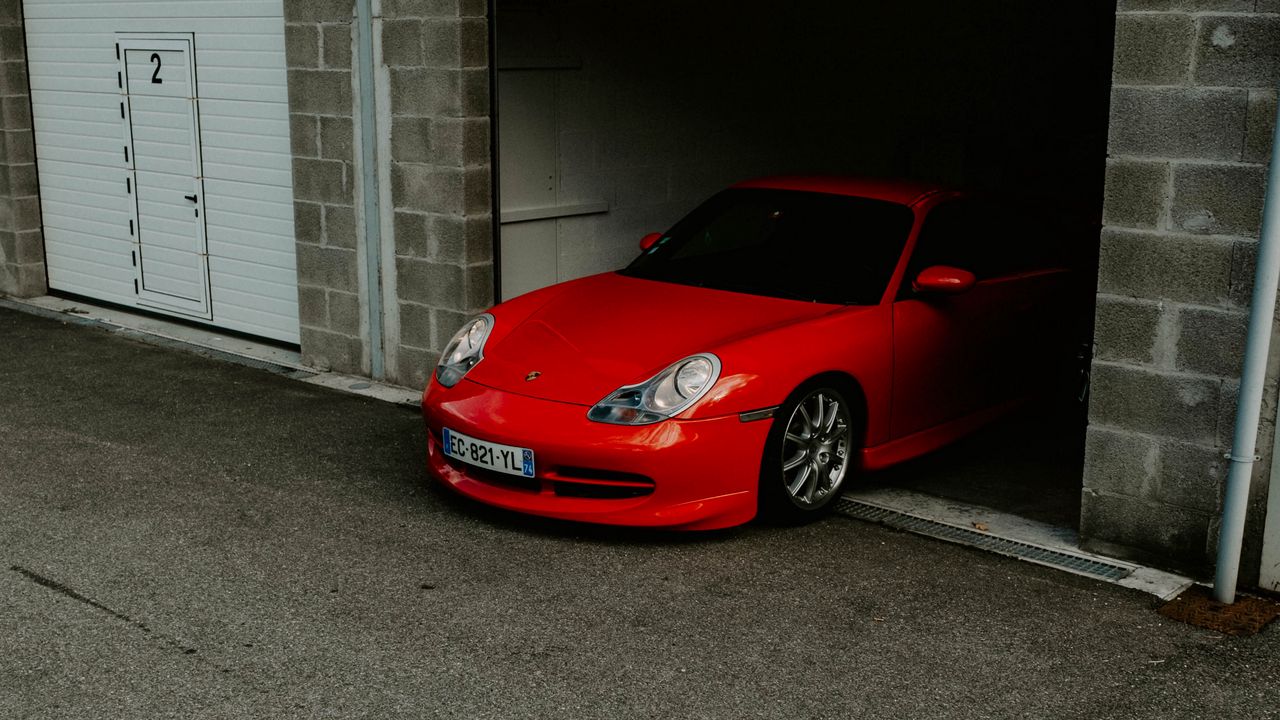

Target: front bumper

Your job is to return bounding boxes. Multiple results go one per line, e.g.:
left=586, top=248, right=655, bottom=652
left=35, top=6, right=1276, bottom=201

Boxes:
left=421, top=377, right=767, bottom=530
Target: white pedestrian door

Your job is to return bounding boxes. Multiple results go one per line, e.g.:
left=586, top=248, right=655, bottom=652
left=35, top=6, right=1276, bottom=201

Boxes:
left=117, top=36, right=211, bottom=318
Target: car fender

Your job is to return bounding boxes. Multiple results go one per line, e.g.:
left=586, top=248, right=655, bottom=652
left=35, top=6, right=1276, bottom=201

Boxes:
left=684, top=304, right=893, bottom=447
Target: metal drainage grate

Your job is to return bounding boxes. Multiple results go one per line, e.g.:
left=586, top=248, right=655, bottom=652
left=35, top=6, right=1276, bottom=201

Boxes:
left=835, top=498, right=1133, bottom=582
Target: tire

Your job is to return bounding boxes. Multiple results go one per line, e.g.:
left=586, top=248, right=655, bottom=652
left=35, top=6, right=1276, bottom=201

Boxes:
left=758, top=381, right=862, bottom=523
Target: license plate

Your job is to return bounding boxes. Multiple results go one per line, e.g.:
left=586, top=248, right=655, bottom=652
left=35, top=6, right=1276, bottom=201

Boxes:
left=441, top=428, right=535, bottom=478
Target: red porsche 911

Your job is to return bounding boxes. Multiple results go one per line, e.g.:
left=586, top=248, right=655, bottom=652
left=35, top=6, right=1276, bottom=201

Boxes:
left=422, top=176, right=1086, bottom=530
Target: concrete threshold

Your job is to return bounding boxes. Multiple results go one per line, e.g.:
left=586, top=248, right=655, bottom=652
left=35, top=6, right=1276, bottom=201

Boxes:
left=299, top=371, right=421, bottom=408
left=2, top=295, right=307, bottom=369
left=0, top=295, right=421, bottom=408
left=841, top=486, right=1194, bottom=600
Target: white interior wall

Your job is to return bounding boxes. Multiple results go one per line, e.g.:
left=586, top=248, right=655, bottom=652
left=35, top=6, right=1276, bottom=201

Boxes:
left=496, top=0, right=1114, bottom=294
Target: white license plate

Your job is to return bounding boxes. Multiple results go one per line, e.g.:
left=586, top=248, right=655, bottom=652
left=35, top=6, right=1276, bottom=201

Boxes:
left=441, top=428, right=536, bottom=478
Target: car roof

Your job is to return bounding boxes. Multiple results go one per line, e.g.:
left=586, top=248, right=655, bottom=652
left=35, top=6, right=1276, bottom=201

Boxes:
left=732, top=175, right=951, bottom=206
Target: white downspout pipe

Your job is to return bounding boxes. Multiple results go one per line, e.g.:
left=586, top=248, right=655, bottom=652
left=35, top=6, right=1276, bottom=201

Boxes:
left=1213, top=92, right=1280, bottom=604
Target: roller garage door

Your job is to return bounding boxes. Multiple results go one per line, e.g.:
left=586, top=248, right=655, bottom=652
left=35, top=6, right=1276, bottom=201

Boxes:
left=24, top=0, right=300, bottom=343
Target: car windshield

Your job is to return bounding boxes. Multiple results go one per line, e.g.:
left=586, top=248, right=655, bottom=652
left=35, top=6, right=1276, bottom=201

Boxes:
left=620, top=188, right=915, bottom=305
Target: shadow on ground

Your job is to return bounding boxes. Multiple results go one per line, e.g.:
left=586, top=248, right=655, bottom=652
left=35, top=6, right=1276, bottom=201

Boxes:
left=870, top=403, right=1086, bottom=529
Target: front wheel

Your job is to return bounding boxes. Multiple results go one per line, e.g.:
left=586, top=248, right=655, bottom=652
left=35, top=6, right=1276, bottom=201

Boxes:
left=758, top=384, right=859, bottom=523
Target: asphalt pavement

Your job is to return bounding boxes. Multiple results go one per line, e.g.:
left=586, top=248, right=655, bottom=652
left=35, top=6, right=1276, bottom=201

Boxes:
left=1, top=306, right=1277, bottom=719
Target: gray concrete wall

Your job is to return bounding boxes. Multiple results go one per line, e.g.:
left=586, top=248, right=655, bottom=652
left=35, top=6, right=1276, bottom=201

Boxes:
left=385, top=0, right=494, bottom=389
left=284, top=1, right=364, bottom=374
left=284, top=0, right=494, bottom=386
left=1082, top=1, right=1278, bottom=579
left=496, top=0, right=1115, bottom=285
left=0, top=0, right=43, bottom=298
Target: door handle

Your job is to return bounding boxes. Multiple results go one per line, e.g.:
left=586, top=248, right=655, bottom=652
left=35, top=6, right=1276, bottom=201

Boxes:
left=184, top=194, right=198, bottom=203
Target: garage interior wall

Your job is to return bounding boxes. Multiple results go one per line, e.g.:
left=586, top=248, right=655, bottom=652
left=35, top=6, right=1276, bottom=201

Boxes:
left=1084, top=4, right=1280, bottom=583
left=22, top=0, right=301, bottom=343
left=494, top=0, right=1115, bottom=299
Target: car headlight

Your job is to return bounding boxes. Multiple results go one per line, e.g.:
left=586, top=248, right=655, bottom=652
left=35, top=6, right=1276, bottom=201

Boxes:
left=588, top=354, right=722, bottom=425
left=435, top=313, right=494, bottom=388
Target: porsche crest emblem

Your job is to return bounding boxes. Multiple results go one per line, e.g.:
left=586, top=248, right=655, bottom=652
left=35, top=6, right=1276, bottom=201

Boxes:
left=525, top=371, right=542, bottom=382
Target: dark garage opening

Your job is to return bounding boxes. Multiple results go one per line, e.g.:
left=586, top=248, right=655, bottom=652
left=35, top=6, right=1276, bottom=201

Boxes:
left=493, top=0, right=1117, bottom=530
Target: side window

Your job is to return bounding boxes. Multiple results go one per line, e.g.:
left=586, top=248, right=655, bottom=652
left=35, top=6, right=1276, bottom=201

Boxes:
left=904, top=201, right=980, bottom=287
left=1002, top=203, right=1071, bottom=275
left=907, top=200, right=1055, bottom=285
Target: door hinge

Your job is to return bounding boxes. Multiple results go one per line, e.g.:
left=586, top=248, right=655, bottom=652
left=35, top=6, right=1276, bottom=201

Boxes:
left=131, top=251, right=136, bottom=267
left=133, top=279, right=138, bottom=294
left=120, top=102, right=125, bottom=119
left=117, top=71, right=122, bottom=89
left=125, top=177, right=131, bottom=194
left=115, top=44, right=120, bottom=60
left=129, top=219, right=134, bottom=236
left=124, top=146, right=129, bottom=163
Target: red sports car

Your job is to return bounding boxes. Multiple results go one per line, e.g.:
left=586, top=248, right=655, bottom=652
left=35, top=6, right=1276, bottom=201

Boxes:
left=422, top=176, right=1084, bottom=530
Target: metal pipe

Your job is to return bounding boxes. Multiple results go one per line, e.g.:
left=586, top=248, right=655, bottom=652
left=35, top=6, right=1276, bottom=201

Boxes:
left=487, top=0, right=503, bottom=304
left=1213, top=89, right=1280, bottom=604
left=355, top=0, right=385, bottom=380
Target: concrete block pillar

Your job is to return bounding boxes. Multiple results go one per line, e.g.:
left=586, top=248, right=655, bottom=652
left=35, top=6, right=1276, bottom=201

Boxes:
left=283, top=0, right=493, bottom=385
left=383, top=0, right=494, bottom=389
left=0, top=0, right=45, bottom=298
left=1083, top=5, right=1279, bottom=578
left=283, top=1, right=366, bottom=373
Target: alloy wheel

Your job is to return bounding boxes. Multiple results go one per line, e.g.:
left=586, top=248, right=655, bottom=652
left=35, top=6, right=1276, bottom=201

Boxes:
left=780, top=389, right=853, bottom=509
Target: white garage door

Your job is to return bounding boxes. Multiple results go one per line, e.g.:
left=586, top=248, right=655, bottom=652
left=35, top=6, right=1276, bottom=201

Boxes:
left=24, top=0, right=300, bottom=343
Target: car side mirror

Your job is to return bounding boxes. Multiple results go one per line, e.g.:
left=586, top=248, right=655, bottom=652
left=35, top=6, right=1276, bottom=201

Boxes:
left=639, top=232, right=662, bottom=251
left=913, top=265, right=976, bottom=295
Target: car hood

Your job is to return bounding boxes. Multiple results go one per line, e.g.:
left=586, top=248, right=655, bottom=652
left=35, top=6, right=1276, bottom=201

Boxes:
left=467, top=273, right=841, bottom=406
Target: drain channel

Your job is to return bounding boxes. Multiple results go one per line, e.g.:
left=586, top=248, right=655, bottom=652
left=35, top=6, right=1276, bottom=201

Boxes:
left=834, top=497, right=1134, bottom=582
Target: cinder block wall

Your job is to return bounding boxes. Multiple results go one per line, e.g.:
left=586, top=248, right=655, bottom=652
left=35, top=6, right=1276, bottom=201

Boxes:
left=284, top=1, right=364, bottom=374
left=0, top=0, right=43, bottom=298
left=284, top=0, right=494, bottom=386
left=385, top=0, right=494, bottom=389
left=1082, top=1, right=1278, bottom=577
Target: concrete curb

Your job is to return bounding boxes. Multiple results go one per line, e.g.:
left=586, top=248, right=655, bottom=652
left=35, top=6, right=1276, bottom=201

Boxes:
left=0, top=295, right=423, bottom=409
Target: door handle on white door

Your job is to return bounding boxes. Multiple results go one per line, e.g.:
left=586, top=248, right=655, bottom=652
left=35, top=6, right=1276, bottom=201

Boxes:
left=184, top=194, right=198, bottom=203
